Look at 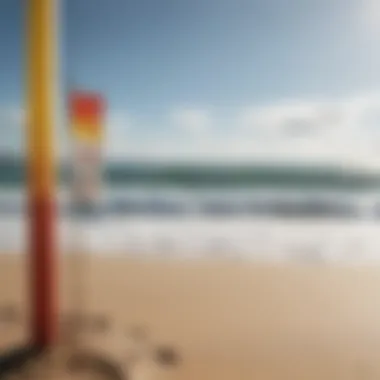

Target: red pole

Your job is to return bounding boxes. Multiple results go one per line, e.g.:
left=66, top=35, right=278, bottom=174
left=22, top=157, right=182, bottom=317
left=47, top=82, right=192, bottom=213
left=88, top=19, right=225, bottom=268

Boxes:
left=26, top=0, right=58, bottom=348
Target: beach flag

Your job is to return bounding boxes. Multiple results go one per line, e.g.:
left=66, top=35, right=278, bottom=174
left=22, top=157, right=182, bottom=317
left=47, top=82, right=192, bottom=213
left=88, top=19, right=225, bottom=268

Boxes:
left=68, top=91, right=106, bottom=207
left=68, top=91, right=105, bottom=143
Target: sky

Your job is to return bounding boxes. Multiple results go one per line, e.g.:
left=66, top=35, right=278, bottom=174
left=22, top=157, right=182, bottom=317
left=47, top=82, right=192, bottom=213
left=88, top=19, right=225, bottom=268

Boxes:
left=1, top=0, right=380, bottom=167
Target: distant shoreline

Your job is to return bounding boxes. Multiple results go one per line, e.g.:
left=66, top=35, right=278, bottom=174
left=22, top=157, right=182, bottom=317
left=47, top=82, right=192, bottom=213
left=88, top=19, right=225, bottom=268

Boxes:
left=0, top=156, right=380, bottom=189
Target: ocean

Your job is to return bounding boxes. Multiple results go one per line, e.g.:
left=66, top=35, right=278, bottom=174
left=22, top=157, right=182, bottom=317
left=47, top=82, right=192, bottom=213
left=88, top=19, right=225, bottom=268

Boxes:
left=1, top=157, right=380, bottom=262
left=0, top=182, right=379, bottom=264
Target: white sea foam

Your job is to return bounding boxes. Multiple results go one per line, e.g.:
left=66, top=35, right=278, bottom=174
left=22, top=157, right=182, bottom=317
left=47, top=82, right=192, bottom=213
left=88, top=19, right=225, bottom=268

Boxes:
left=0, top=215, right=379, bottom=264
left=0, top=188, right=379, bottom=264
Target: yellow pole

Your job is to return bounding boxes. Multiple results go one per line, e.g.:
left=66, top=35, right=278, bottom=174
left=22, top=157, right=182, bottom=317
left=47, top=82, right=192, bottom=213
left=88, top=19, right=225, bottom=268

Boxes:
left=26, top=0, right=58, bottom=348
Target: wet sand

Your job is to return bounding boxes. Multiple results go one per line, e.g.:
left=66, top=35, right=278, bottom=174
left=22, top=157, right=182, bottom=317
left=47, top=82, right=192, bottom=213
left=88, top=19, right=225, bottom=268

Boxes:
left=2, top=253, right=380, bottom=379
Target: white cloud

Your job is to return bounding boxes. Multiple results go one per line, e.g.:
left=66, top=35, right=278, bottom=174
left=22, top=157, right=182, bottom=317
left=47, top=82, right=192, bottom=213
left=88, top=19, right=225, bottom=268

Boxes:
left=4, top=107, right=25, bottom=127
left=0, top=106, right=25, bottom=154
left=3, top=94, right=380, bottom=171
left=238, top=94, right=380, bottom=139
left=104, top=111, right=133, bottom=158
left=103, top=94, right=380, bottom=170
left=230, top=93, right=380, bottom=169
left=106, top=111, right=131, bottom=133
left=169, top=107, right=212, bottom=134
left=0, top=106, right=25, bottom=127
left=239, top=100, right=341, bottom=139
left=360, top=0, right=380, bottom=35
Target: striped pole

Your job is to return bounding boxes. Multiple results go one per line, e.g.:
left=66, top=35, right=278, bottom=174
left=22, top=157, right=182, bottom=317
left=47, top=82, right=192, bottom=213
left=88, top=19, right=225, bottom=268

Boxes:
left=26, top=0, right=58, bottom=348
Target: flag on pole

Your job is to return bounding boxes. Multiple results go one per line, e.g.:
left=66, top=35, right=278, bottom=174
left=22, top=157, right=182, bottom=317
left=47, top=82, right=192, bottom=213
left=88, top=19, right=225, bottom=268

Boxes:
left=68, top=91, right=106, bottom=208
left=68, top=91, right=105, bottom=143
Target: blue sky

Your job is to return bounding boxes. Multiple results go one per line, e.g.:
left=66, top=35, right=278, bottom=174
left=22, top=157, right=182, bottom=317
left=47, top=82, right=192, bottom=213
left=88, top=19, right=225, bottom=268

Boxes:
left=2, top=0, right=380, bottom=166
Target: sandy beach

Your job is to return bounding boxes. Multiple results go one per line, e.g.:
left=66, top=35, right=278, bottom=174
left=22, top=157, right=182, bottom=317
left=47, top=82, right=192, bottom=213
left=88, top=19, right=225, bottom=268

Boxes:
left=2, top=253, right=380, bottom=379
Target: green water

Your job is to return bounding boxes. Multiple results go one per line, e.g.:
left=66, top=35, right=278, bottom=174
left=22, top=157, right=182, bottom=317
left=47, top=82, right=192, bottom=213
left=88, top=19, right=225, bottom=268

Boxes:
left=0, top=155, right=379, bottom=190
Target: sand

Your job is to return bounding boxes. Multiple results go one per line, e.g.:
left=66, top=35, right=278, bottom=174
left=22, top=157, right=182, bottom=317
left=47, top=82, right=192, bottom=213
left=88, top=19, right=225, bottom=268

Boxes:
left=2, top=253, right=380, bottom=379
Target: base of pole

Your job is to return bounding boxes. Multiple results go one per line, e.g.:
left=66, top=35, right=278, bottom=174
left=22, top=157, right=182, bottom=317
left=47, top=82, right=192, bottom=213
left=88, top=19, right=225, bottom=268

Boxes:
left=0, top=344, right=43, bottom=378
left=29, top=196, right=57, bottom=347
